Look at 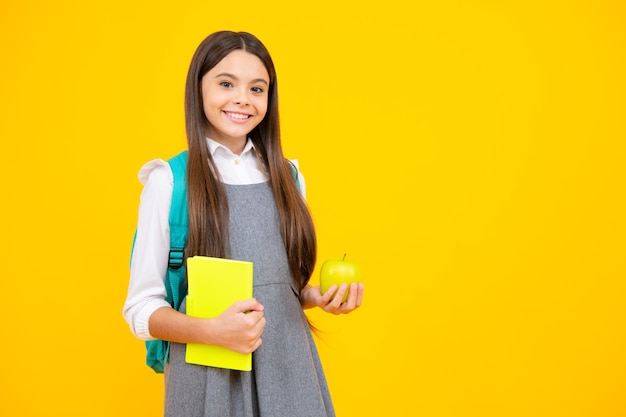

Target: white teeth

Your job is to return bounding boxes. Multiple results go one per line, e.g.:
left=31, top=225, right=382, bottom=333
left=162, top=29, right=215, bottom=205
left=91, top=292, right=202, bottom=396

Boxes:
left=226, top=112, right=249, bottom=120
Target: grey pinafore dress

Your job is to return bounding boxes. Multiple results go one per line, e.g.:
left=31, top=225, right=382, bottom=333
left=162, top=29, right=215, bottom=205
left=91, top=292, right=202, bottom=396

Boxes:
left=164, top=182, right=335, bottom=417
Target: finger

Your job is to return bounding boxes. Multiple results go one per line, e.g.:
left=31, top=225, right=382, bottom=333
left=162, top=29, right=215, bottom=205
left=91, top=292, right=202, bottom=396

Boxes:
left=241, top=333, right=263, bottom=354
left=342, top=282, right=359, bottom=311
left=348, top=282, right=364, bottom=308
left=255, top=316, right=267, bottom=332
left=321, top=285, right=338, bottom=305
left=252, top=337, right=263, bottom=352
left=244, top=317, right=266, bottom=350
left=327, top=283, right=348, bottom=310
left=336, top=283, right=365, bottom=314
left=245, top=310, right=266, bottom=326
left=234, top=298, right=264, bottom=313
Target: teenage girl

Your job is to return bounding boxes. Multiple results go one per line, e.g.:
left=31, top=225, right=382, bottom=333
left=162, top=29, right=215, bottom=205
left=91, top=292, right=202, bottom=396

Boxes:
left=123, top=31, right=364, bottom=417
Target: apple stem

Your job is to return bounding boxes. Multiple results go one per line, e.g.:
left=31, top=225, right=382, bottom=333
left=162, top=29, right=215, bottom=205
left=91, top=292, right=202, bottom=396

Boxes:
left=342, top=253, right=347, bottom=261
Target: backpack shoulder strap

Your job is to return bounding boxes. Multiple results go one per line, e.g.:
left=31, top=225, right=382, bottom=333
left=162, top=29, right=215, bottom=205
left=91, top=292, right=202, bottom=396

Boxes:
left=165, top=150, right=189, bottom=311
left=288, top=160, right=301, bottom=191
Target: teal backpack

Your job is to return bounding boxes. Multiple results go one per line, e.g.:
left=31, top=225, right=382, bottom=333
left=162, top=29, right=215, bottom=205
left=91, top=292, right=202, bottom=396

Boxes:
left=144, top=150, right=189, bottom=373
left=133, top=150, right=300, bottom=373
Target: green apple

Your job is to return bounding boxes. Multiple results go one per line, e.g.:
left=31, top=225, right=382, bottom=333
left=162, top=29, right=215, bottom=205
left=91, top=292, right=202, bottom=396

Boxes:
left=320, top=254, right=362, bottom=303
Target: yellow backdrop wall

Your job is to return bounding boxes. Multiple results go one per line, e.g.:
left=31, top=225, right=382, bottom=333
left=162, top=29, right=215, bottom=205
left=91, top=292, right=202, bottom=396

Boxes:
left=1, top=1, right=625, bottom=416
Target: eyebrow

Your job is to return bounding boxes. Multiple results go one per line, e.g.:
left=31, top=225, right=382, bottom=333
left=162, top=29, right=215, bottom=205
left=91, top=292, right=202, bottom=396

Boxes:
left=215, top=72, right=268, bottom=85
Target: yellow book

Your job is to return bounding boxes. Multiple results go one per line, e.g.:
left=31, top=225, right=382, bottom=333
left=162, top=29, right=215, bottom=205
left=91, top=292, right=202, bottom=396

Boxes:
left=185, top=256, right=254, bottom=371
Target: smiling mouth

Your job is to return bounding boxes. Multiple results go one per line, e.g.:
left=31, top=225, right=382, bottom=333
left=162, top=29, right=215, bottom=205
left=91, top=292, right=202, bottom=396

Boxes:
left=224, top=111, right=252, bottom=120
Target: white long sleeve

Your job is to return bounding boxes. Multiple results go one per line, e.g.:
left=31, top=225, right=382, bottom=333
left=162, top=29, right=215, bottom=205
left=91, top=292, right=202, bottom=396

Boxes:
left=123, top=159, right=173, bottom=340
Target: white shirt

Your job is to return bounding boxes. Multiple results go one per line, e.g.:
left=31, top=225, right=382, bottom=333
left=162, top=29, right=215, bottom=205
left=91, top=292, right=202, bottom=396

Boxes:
left=123, top=137, right=305, bottom=340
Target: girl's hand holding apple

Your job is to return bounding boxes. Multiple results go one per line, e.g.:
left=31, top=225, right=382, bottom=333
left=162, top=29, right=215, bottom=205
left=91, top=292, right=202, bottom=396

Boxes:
left=299, top=255, right=364, bottom=314
left=299, top=283, right=364, bottom=315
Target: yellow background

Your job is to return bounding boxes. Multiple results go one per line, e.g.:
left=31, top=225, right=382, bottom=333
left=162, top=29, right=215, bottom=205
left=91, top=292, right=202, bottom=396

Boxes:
left=1, top=1, right=625, bottom=416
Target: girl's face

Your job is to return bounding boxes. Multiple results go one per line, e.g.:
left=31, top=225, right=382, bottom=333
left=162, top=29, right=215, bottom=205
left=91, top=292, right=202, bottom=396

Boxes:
left=201, top=50, right=270, bottom=152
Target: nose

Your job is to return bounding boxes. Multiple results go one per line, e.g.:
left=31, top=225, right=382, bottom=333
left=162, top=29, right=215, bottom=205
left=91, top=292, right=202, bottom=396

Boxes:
left=233, top=88, right=250, bottom=105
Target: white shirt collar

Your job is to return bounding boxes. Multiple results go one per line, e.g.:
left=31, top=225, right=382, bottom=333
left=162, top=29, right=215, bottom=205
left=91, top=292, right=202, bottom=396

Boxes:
left=206, top=137, right=256, bottom=157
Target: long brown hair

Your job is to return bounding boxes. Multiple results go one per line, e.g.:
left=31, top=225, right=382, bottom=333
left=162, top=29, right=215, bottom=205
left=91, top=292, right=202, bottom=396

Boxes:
left=184, top=31, right=316, bottom=291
